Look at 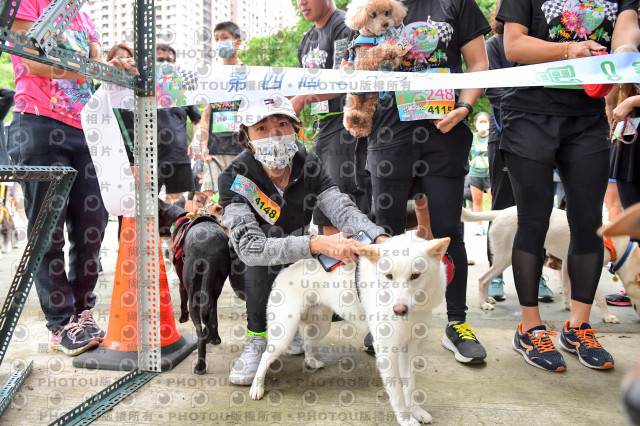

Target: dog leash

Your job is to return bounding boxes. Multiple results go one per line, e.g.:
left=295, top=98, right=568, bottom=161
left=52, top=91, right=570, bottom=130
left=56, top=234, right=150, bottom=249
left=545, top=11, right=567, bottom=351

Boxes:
left=604, top=237, right=634, bottom=280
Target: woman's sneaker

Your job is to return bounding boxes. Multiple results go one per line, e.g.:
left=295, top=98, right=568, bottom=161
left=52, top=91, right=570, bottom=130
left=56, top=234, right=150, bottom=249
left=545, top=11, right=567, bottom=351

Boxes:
left=78, top=309, right=106, bottom=342
left=442, top=322, right=487, bottom=364
left=229, top=335, right=267, bottom=385
left=512, top=322, right=566, bottom=372
left=284, top=330, right=305, bottom=355
left=488, top=275, right=506, bottom=301
left=559, top=321, right=614, bottom=370
left=49, top=319, right=99, bottom=356
left=605, top=290, right=631, bottom=306
left=537, top=276, right=554, bottom=302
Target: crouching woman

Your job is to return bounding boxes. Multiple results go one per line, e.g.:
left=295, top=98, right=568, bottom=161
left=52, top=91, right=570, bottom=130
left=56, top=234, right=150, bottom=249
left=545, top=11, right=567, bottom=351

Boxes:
left=218, top=95, right=389, bottom=385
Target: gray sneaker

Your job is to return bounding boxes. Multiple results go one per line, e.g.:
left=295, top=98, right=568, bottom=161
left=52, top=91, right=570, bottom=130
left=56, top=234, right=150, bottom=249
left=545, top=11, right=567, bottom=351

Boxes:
left=229, top=335, right=267, bottom=385
left=538, top=275, right=554, bottom=302
left=442, top=322, right=487, bottom=364
left=284, top=330, right=304, bottom=355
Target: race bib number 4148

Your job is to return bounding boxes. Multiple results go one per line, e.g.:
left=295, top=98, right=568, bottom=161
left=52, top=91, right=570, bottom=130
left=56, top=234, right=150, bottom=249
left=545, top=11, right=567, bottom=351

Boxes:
left=230, top=175, right=281, bottom=225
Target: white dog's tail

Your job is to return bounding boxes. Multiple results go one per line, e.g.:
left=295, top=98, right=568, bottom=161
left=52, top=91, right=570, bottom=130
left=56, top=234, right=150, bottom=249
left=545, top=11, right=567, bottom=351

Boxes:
left=460, top=208, right=501, bottom=223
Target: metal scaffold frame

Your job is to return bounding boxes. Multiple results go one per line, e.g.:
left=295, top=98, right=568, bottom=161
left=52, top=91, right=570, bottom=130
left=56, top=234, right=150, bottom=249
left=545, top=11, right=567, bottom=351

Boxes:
left=0, top=0, right=162, bottom=423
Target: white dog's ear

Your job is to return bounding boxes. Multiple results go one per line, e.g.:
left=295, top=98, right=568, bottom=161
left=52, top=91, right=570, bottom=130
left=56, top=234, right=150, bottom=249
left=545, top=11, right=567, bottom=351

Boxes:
left=426, top=237, right=451, bottom=261
left=345, top=0, right=369, bottom=30
left=391, top=0, right=408, bottom=25
left=355, top=245, right=380, bottom=263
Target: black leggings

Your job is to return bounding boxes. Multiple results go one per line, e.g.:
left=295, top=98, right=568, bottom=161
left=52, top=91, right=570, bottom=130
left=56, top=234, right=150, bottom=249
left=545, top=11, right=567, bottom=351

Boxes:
left=243, top=265, right=282, bottom=333
left=372, top=174, right=468, bottom=322
left=505, top=150, right=609, bottom=307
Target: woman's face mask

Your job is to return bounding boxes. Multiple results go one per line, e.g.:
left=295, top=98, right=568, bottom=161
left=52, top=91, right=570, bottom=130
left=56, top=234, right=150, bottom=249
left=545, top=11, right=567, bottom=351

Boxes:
left=215, top=40, right=235, bottom=59
left=251, top=134, right=298, bottom=170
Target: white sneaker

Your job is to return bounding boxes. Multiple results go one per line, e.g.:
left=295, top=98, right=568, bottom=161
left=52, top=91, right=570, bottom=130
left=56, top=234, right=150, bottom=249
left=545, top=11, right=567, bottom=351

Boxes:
left=229, top=335, right=267, bottom=385
left=284, top=330, right=304, bottom=355
left=474, top=225, right=486, bottom=236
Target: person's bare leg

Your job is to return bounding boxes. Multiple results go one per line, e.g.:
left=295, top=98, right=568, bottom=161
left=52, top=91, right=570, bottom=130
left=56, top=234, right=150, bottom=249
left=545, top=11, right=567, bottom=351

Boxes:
left=521, top=306, right=543, bottom=331
left=604, top=181, right=623, bottom=221
left=470, top=185, right=484, bottom=226
left=414, top=196, right=433, bottom=240
left=569, top=300, right=593, bottom=327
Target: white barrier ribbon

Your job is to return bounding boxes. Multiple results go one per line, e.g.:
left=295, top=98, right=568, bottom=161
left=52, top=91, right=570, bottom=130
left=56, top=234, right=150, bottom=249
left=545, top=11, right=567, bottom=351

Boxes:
left=83, top=53, right=640, bottom=215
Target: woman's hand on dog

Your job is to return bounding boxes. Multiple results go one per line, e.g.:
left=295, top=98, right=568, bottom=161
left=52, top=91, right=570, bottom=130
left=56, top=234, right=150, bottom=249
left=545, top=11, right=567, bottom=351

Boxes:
left=310, top=233, right=366, bottom=264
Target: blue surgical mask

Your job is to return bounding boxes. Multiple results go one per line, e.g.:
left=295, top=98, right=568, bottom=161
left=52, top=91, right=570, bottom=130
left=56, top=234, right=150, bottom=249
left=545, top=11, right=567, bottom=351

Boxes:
left=215, top=40, right=235, bottom=59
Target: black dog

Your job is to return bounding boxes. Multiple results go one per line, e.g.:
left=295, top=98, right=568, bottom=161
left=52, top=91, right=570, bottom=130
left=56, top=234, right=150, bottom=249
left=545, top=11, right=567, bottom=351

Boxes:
left=158, top=199, right=230, bottom=374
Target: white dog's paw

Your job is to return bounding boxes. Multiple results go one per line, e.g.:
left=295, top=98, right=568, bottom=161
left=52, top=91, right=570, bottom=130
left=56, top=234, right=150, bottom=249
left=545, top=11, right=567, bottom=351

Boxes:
left=411, top=407, right=433, bottom=424
left=398, top=418, right=421, bottom=426
left=304, top=357, right=325, bottom=370
left=481, top=301, right=495, bottom=311
left=603, top=314, right=620, bottom=324
left=563, top=302, right=571, bottom=310
left=249, top=383, right=265, bottom=400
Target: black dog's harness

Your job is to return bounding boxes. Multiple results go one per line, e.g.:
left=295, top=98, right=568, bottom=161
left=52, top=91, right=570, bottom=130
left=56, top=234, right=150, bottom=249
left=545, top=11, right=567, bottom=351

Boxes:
left=169, top=213, right=222, bottom=262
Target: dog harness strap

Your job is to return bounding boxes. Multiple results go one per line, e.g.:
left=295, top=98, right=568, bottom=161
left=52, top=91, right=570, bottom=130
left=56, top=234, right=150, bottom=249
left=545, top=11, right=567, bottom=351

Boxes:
left=603, top=236, right=617, bottom=263
left=608, top=241, right=634, bottom=275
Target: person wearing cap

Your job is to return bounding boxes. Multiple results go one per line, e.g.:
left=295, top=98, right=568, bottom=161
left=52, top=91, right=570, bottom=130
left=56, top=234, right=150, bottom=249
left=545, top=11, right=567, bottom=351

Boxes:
left=217, top=95, right=389, bottom=385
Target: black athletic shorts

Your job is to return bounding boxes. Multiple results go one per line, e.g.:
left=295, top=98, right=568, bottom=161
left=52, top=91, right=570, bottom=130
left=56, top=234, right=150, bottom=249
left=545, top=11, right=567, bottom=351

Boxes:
left=500, top=110, right=609, bottom=166
left=467, top=176, right=491, bottom=192
left=158, top=162, right=195, bottom=194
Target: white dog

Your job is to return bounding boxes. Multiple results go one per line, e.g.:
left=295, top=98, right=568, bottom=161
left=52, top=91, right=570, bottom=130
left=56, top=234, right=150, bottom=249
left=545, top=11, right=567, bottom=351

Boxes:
left=461, top=207, right=640, bottom=321
left=249, top=233, right=450, bottom=426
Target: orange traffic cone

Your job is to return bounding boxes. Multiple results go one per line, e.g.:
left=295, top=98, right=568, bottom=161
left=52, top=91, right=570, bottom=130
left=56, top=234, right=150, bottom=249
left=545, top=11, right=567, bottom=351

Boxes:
left=73, top=217, right=196, bottom=371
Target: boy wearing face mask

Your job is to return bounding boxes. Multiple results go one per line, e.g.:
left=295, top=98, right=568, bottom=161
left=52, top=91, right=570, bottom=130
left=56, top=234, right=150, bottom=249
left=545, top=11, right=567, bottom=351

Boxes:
left=198, top=21, right=246, bottom=198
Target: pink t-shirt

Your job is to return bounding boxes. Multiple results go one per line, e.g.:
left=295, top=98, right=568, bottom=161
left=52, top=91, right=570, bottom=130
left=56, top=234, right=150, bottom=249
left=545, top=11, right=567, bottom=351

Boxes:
left=11, top=0, right=100, bottom=128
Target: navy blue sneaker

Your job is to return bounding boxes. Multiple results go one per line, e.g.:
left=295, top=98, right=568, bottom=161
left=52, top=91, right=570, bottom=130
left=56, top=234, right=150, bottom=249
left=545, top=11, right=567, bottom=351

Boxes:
left=512, top=322, right=566, bottom=372
left=559, top=321, right=614, bottom=370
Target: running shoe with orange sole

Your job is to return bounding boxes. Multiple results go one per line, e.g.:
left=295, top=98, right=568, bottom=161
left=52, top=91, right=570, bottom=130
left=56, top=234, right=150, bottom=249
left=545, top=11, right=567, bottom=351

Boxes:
left=512, top=322, right=566, bottom=372
left=559, top=321, right=614, bottom=370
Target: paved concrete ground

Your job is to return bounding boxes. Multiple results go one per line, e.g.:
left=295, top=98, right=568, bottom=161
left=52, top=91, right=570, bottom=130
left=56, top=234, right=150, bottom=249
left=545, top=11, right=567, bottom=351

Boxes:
left=0, top=218, right=638, bottom=425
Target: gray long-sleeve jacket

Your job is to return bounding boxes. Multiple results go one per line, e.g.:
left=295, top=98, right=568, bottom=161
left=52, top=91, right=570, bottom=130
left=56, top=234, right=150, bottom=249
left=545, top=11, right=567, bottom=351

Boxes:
left=218, top=147, right=385, bottom=267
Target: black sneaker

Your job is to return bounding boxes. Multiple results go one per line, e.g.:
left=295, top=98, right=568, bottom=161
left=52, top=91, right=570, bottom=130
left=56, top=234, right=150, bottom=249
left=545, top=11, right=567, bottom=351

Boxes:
left=513, top=322, right=566, bottom=372
left=442, top=322, right=487, bottom=364
left=78, top=309, right=106, bottom=341
left=49, top=318, right=99, bottom=356
left=559, top=321, right=614, bottom=370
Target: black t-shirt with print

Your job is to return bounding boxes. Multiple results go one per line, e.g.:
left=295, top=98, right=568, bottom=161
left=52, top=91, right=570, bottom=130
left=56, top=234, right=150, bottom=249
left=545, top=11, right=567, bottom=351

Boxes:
left=298, top=9, right=356, bottom=139
left=369, top=0, right=491, bottom=149
left=207, top=101, right=244, bottom=156
left=497, top=0, right=638, bottom=116
left=157, top=106, right=201, bottom=165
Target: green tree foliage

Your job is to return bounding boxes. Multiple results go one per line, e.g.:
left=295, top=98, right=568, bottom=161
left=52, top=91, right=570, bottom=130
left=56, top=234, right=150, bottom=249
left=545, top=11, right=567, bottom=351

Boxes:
left=239, top=1, right=498, bottom=137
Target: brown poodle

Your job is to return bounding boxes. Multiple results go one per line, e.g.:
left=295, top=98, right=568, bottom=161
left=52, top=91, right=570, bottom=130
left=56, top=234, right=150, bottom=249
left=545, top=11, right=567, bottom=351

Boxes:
left=343, top=0, right=408, bottom=138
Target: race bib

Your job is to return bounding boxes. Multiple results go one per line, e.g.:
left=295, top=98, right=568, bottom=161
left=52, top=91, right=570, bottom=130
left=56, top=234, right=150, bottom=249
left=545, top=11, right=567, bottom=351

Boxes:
left=230, top=175, right=281, bottom=225
left=612, top=117, right=640, bottom=140
left=211, top=110, right=239, bottom=133
left=310, top=101, right=329, bottom=116
left=395, top=68, right=454, bottom=121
